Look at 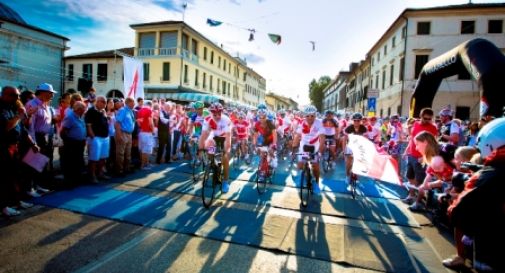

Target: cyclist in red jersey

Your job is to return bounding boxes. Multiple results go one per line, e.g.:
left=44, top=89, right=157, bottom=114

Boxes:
left=252, top=109, right=277, bottom=168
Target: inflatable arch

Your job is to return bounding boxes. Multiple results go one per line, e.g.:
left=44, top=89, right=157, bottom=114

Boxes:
left=410, top=38, right=505, bottom=119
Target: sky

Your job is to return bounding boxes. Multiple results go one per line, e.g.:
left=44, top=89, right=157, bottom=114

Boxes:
left=3, top=0, right=503, bottom=104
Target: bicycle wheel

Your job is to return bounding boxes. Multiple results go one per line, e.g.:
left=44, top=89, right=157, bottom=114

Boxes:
left=322, top=152, right=329, bottom=173
left=300, top=168, right=311, bottom=207
left=256, top=158, right=268, bottom=194
left=201, top=163, right=216, bottom=208
left=233, top=147, right=241, bottom=170
left=192, top=149, right=203, bottom=183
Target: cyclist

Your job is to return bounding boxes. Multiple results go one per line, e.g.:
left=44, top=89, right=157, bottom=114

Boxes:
left=198, top=102, right=232, bottom=193
left=344, top=112, right=367, bottom=187
left=321, top=110, right=339, bottom=161
left=232, top=111, right=250, bottom=161
left=293, top=105, right=324, bottom=194
left=252, top=108, right=277, bottom=169
left=188, top=101, right=207, bottom=162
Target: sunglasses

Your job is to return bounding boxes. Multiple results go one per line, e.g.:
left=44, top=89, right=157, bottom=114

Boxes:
left=422, top=117, right=432, bottom=121
left=211, top=111, right=222, bottom=114
left=353, top=119, right=361, bottom=121
left=306, top=115, right=315, bottom=118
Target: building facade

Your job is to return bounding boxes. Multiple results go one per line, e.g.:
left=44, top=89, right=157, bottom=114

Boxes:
left=0, top=2, right=68, bottom=95
left=323, top=3, right=505, bottom=120
left=64, top=48, right=133, bottom=98
left=130, top=21, right=265, bottom=106
left=265, top=92, right=298, bottom=111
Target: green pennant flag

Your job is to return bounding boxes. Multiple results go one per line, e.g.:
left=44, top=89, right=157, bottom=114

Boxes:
left=268, top=33, right=281, bottom=45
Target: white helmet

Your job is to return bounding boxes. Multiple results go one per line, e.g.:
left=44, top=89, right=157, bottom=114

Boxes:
left=477, top=117, right=505, bottom=158
left=302, top=105, right=317, bottom=116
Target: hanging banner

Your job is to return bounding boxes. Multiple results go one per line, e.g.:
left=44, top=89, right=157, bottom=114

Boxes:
left=268, top=33, right=282, bottom=45
left=367, top=97, right=376, bottom=116
left=123, top=56, right=144, bottom=99
left=206, top=18, right=223, bottom=27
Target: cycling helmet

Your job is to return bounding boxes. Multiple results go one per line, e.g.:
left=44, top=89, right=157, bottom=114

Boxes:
left=257, top=103, right=267, bottom=110
left=193, top=101, right=204, bottom=109
left=352, top=112, right=363, bottom=120
left=209, top=102, right=224, bottom=112
left=324, top=110, right=334, bottom=115
left=186, top=102, right=195, bottom=110
left=257, top=108, right=268, bottom=116
left=370, top=116, right=377, bottom=121
left=476, top=117, right=505, bottom=158
left=238, top=112, right=246, bottom=119
left=303, top=105, right=318, bottom=116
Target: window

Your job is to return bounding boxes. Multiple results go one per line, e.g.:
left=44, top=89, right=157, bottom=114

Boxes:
left=375, top=74, right=379, bottom=89
left=160, top=31, right=177, bottom=49
left=143, top=63, right=150, bottom=81
left=210, top=75, right=213, bottom=91
left=399, top=57, right=405, bottom=81
left=139, top=32, right=156, bottom=53
left=228, top=82, right=231, bottom=96
left=382, top=70, right=386, bottom=89
left=183, top=65, right=188, bottom=83
left=67, top=64, right=74, bottom=81
left=182, top=33, right=189, bottom=50
left=97, top=63, right=107, bottom=81
left=371, top=57, right=374, bottom=66
left=217, top=79, right=221, bottom=92
left=162, top=62, right=170, bottom=81
left=384, top=45, right=387, bottom=56
left=392, top=36, right=396, bottom=48
left=488, top=20, right=503, bottom=33
left=195, top=69, right=199, bottom=86
left=222, top=81, right=227, bottom=95
left=203, top=72, right=207, bottom=88
left=461, top=20, right=475, bottom=34
left=82, top=64, right=92, bottom=80
left=377, top=52, right=380, bottom=62
left=191, top=39, right=198, bottom=55
left=380, top=108, right=383, bottom=117
left=402, top=26, right=407, bottom=39
left=223, top=59, right=226, bottom=71
left=390, top=64, right=394, bottom=86
left=228, top=63, right=231, bottom=73
left=387, top=107, right=391, bottom=117
left=210, top=51, right=214, bottom=64
left=203, top=47, right=208, bottom=61
left=218, top=56, right=221, bottom=68
left=415, top=55, right=429, bottom=79
left=417, top=22, right=431, bottom=35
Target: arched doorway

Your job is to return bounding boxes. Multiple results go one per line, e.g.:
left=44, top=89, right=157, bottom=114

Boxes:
left=106, top=89, right=124, bottom=98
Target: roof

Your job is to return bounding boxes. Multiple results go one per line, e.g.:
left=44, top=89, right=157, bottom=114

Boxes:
left=367, top=3, right=505, bottom=55
left=0, top=2, right=69, bottom=41
left=65, top=47, right=134, bottom=59
left=0, top=2, right=25, bottom=25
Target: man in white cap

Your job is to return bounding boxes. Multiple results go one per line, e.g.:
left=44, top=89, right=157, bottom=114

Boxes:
left=438, top=107, right=461, bottom=146
left=25, top=83, right=57, bottom=195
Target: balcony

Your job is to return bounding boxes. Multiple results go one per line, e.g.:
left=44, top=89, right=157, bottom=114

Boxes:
left=159, top=47, right=177, bottom=56
left=138, top=48, right=155, bottom=56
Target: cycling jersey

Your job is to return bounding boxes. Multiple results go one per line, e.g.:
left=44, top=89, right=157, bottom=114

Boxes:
left=190, top=113, right=207, bottom=136
left=254, top=120, right=275, bottom=146
left=321, top=118, right=338, bottom=136
left=297, top=119, right=324, bottom=147
left=233, top=119, right=249, bottom=140
left=203, top=114, right=232, bottom=137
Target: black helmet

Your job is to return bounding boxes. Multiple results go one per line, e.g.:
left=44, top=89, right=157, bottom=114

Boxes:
left=352, top=112, right=363, bottom=120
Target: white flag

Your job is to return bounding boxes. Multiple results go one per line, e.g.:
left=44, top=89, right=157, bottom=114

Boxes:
left=123, top=56, right=144, bottom=99
left=347, top=134, right=402, bottom=185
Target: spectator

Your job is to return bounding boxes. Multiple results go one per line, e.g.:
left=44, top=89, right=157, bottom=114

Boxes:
left=25, top=83, right=57, bottom=193
left=156, top=102, right=172, bottom=164
left=136, top=100, right=154, bottom=170
left=438, top=107, right=461, bottom=146
left=465, top=121, right=479, bottom=146
left=402, top=108, right=438, bottom=204
left=0, top=86, right=38, bottom=216
left=114, top=97, right=135, bottom=176
left=60, top=101, right=87, bottom=187
left=106, top=98, right=117, bottom=174
left=85, top=96, right=110, bottom=183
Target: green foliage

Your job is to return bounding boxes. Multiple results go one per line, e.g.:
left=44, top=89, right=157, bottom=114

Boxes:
left=308, top=76, right=331, bottom=112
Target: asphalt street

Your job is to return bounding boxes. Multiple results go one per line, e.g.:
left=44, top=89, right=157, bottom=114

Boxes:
left=0, top=156, right=456, bottom=273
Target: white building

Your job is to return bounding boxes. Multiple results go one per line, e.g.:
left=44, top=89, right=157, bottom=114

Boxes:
left=324, top=3, right=505, bottom=120
left=64, top=48, right=133, bottom=98
left=0, top=2, right=69, bottom=95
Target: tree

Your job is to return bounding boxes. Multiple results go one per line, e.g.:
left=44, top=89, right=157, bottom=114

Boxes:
left=308, top=75, right=331, bottom=112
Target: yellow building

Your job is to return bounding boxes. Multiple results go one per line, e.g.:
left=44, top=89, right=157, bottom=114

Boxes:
left=265, top=92, right=298, bottom=111
left=130, top=21, right=266, bottom=106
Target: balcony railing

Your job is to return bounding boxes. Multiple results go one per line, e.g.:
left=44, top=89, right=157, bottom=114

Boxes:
left=138, top=48, right=155, bottom=56
left=159, top=47, right=177, bottom=56
left=137, top=47, right=199, bottom=64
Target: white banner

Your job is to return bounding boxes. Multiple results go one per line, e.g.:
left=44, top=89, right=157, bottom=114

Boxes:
left=347, top=134, right=402, bottom=185
left=123, top=56, right=144, bottom=99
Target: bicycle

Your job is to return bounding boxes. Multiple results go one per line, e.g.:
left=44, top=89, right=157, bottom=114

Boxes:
left=297, top=146, right=318, bottom=207
left=231, top=137, right=241, bottom=170
left=201, top=137, right=225, bottom=208
left=348, top=172, right=358, bottom=199
left=321, top=138, right=334, bottom=173
left=190, top=136, right=205, bottom=183
left=255, top=146, right=274, bottom=194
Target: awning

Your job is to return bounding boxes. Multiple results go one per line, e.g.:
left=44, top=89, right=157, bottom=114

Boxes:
left=153, top=92, right=221, bottom=104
